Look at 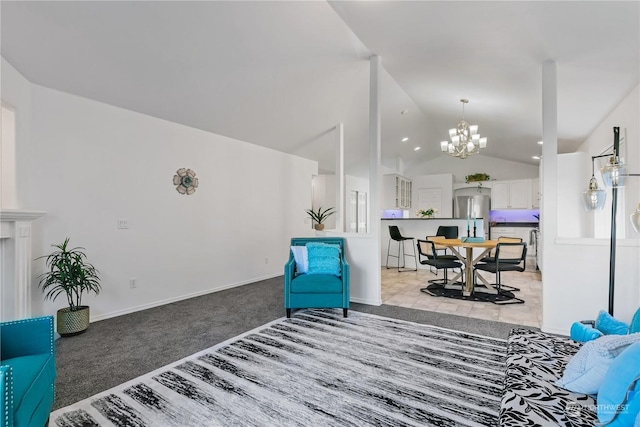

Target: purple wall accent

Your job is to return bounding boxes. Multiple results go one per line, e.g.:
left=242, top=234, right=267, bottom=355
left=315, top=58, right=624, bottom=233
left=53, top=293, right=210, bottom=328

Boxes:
left=490, top=209, right=540, bottom=223
left=382, top=209, right=405, bottom=219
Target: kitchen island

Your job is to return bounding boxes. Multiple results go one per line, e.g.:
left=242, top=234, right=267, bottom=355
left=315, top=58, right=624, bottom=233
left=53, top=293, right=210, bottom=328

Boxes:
left=382, top=218, right=486, bottom=269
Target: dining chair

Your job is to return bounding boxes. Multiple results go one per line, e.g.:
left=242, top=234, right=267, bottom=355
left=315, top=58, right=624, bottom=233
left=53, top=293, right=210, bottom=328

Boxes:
left=425, top=233, right=460, bottom=285
left=429, top=226, right=459, bottom=261
left=481, top=236, right=523, bottom=291
left=473, top=241, right=526, bottom=304
left=416, top=239, right=463, bottom=290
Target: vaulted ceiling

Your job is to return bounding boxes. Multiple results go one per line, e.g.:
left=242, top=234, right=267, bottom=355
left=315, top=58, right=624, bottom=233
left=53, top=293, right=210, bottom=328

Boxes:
left=2, top=1, right=638, bottom=177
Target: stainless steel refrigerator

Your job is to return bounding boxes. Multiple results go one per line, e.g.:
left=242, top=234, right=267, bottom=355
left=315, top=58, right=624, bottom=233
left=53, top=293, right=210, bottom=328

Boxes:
left=454, top=194, right=491, bottom=238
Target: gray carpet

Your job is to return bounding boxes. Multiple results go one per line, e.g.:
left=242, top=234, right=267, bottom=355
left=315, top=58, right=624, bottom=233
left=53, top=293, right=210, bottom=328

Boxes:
left=52, top=310, right=507, bottom=426
left=53, top=275, right=529, bottom=410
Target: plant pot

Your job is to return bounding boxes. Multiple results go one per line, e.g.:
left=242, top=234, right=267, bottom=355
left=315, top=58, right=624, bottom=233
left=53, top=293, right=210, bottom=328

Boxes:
left=57, top=306, right=90, bottom=336
left=314, top=223, right=325, bottom=231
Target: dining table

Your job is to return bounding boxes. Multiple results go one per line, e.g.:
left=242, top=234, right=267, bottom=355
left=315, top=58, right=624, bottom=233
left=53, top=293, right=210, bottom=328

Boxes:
left=429, top=237, right=499, bottom=296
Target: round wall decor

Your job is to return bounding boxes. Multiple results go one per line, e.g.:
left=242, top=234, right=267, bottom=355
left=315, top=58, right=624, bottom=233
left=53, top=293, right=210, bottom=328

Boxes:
left=173, top=168, right=199, bottom=195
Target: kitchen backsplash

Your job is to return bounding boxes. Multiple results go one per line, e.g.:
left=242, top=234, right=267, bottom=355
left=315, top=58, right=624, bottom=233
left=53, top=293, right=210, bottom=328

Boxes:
left=490, top=209, right=540, bottom=224
left=382, top=209, right=410, bottom=219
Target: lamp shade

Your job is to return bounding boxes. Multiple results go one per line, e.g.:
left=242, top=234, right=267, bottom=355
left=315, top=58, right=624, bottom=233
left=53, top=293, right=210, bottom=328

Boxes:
left=582, top=188, right=606, bottom=210
left=601, top=157, right=627, bottom=187
left=631, top=203, right=640, bottom=233
left=582, top=176, right=606, bottom=210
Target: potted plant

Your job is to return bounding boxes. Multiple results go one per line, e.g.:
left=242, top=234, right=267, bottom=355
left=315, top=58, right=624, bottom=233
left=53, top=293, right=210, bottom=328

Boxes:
left=465, top=173, right=491, bottom=192
left=465, top=172, right=490, bottom=183
left=37, top=237, right=101, bottom=336
left=417, top=208, right=438, bottom=218
left=305, top=206, right=336, bottom=230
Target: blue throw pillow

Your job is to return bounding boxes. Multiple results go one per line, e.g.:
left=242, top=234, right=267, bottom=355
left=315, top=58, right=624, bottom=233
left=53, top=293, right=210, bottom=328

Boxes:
left=556, top=334, right=640, bottom=395
left=597, top=339, right=640, bottom=425
left=596, top=310, right=629, bottom=335
left=631, top=308, right=640, bottom=334
left=306, top=242, right=341, bottom=276
left=571, top=322, right=604, bottom=343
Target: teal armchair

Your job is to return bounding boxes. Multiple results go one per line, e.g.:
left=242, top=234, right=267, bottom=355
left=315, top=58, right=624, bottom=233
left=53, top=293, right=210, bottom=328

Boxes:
left=1, top=316, right=56, bottom=427
left=285, top=237, right=350, bottom=318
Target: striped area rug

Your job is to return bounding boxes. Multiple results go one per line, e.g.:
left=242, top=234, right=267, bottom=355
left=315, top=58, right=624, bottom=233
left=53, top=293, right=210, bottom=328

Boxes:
left=51, top=310, right=506, bottom=427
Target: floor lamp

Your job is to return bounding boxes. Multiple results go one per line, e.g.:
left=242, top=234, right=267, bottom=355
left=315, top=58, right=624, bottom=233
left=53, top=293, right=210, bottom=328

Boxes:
left=582, top=127, right=640, bottom=316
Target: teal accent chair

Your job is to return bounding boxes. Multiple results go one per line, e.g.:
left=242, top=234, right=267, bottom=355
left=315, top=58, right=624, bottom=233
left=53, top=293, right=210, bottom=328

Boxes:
left=284, top=237, right=349, bottom=318
left=1, top=316, right=56, bottom=427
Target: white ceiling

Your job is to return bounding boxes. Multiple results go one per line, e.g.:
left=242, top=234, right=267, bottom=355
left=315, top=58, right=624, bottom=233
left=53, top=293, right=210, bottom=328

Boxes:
left=1, top=1, right=638, bottom=177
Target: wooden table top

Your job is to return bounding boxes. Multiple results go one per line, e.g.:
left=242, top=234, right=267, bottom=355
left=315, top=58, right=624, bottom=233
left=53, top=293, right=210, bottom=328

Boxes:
left=429, top=237, right=498, bottom=248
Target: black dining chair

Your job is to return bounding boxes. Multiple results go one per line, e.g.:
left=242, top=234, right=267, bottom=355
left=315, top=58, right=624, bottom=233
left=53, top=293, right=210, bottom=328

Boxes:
left=480, top=236, right=522, bottom=291
left=417, top=239, right=463, bottom=291
left=474, top=241, right=526, bottom=304
left=426, top=226, right=459, bottom=283
left=386, top=225, right=417, bottom=272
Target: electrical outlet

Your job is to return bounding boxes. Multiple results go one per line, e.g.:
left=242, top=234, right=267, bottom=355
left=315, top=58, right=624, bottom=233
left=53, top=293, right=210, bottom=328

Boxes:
left=264, top=257, right=269, bottom=264
left=118, top=219, right=129, bottom=229
left=129, top=278, right=137, bottom=289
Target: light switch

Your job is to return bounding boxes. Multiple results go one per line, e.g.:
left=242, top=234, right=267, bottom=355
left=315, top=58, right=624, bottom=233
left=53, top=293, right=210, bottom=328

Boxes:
left=18, top=226, right=30, bottom=237
left=117, top=219, right=129, bottom=229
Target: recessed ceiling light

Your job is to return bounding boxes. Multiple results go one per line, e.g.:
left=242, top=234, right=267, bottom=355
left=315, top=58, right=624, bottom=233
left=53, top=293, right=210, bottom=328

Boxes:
left=537, top=140, right=544, bottom=145
left=414, top=146, right=421, bottom=151
left=400, top=109, right=409, bottom=115
left=401, top=137, right=409, bottom=142
left=532, top=156, right=540, bottom=160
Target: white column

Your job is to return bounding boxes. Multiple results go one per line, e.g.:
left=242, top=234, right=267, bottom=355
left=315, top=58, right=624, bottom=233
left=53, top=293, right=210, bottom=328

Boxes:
left=369, top=55, right=382, bottom=301
left=335, top=123, right=345, bottom=232
left=0, top=209, right=46, bottom=321
left=541, top=60, right=558, bottom=330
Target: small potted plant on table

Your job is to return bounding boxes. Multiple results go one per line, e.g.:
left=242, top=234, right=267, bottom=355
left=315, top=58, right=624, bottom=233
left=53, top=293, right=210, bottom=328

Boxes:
left=37, top=237, right=101, bottom=336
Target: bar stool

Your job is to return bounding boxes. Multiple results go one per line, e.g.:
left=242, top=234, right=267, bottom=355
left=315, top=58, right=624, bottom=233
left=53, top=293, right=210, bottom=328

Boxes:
left=386, top=225, right=417, bottom=272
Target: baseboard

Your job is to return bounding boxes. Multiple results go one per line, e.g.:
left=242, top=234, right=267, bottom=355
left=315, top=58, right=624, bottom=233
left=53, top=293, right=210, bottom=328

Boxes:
left=89, top=273, right=282, bottom=323
left=540, top=325, right=570, bottom=337
left=350, top=296, right=382, bottom=306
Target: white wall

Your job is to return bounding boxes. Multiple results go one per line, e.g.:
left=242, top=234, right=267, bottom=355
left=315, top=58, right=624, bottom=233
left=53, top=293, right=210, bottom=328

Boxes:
left=311, top=174, right=337, bottom=229
left=345, top=174, right=369, bottom=233
left=411, top=173, right=454, bottom=218
left=406, top=153, right=539, bottom=183
left=1, top=59, right=33, bottom=209
left=543, top=85, right=640, bottom=334
left=326, top=233, right=381, bottom=306
left=578, top=85, right=640, bottom=239
left=3, top=60, right=318, bottom=321
left=1, top=106, right=17, bottom=209
left=557, top=152, right=589, bottom=238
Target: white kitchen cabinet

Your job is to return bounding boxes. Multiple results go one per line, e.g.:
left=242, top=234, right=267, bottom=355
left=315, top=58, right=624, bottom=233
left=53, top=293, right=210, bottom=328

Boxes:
left=383, top=174, right=412, bottom=209
left=491, top=181, right=510, bottom=209
left=531, top=178, right=540, bottom=208
left=490, top=226, right=518, bottom=239
left=492, top=227, right=536, bottom=245
left=491, top=179, right=532, bottom=209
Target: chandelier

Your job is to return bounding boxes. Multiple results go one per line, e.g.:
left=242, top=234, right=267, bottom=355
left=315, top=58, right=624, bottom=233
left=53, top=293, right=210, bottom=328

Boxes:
left=440, top=99, right=487, bottom=159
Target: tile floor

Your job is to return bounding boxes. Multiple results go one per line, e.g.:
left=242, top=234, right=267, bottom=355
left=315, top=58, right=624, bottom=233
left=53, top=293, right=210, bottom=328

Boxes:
left=381, top=266, right=542, bottom=328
